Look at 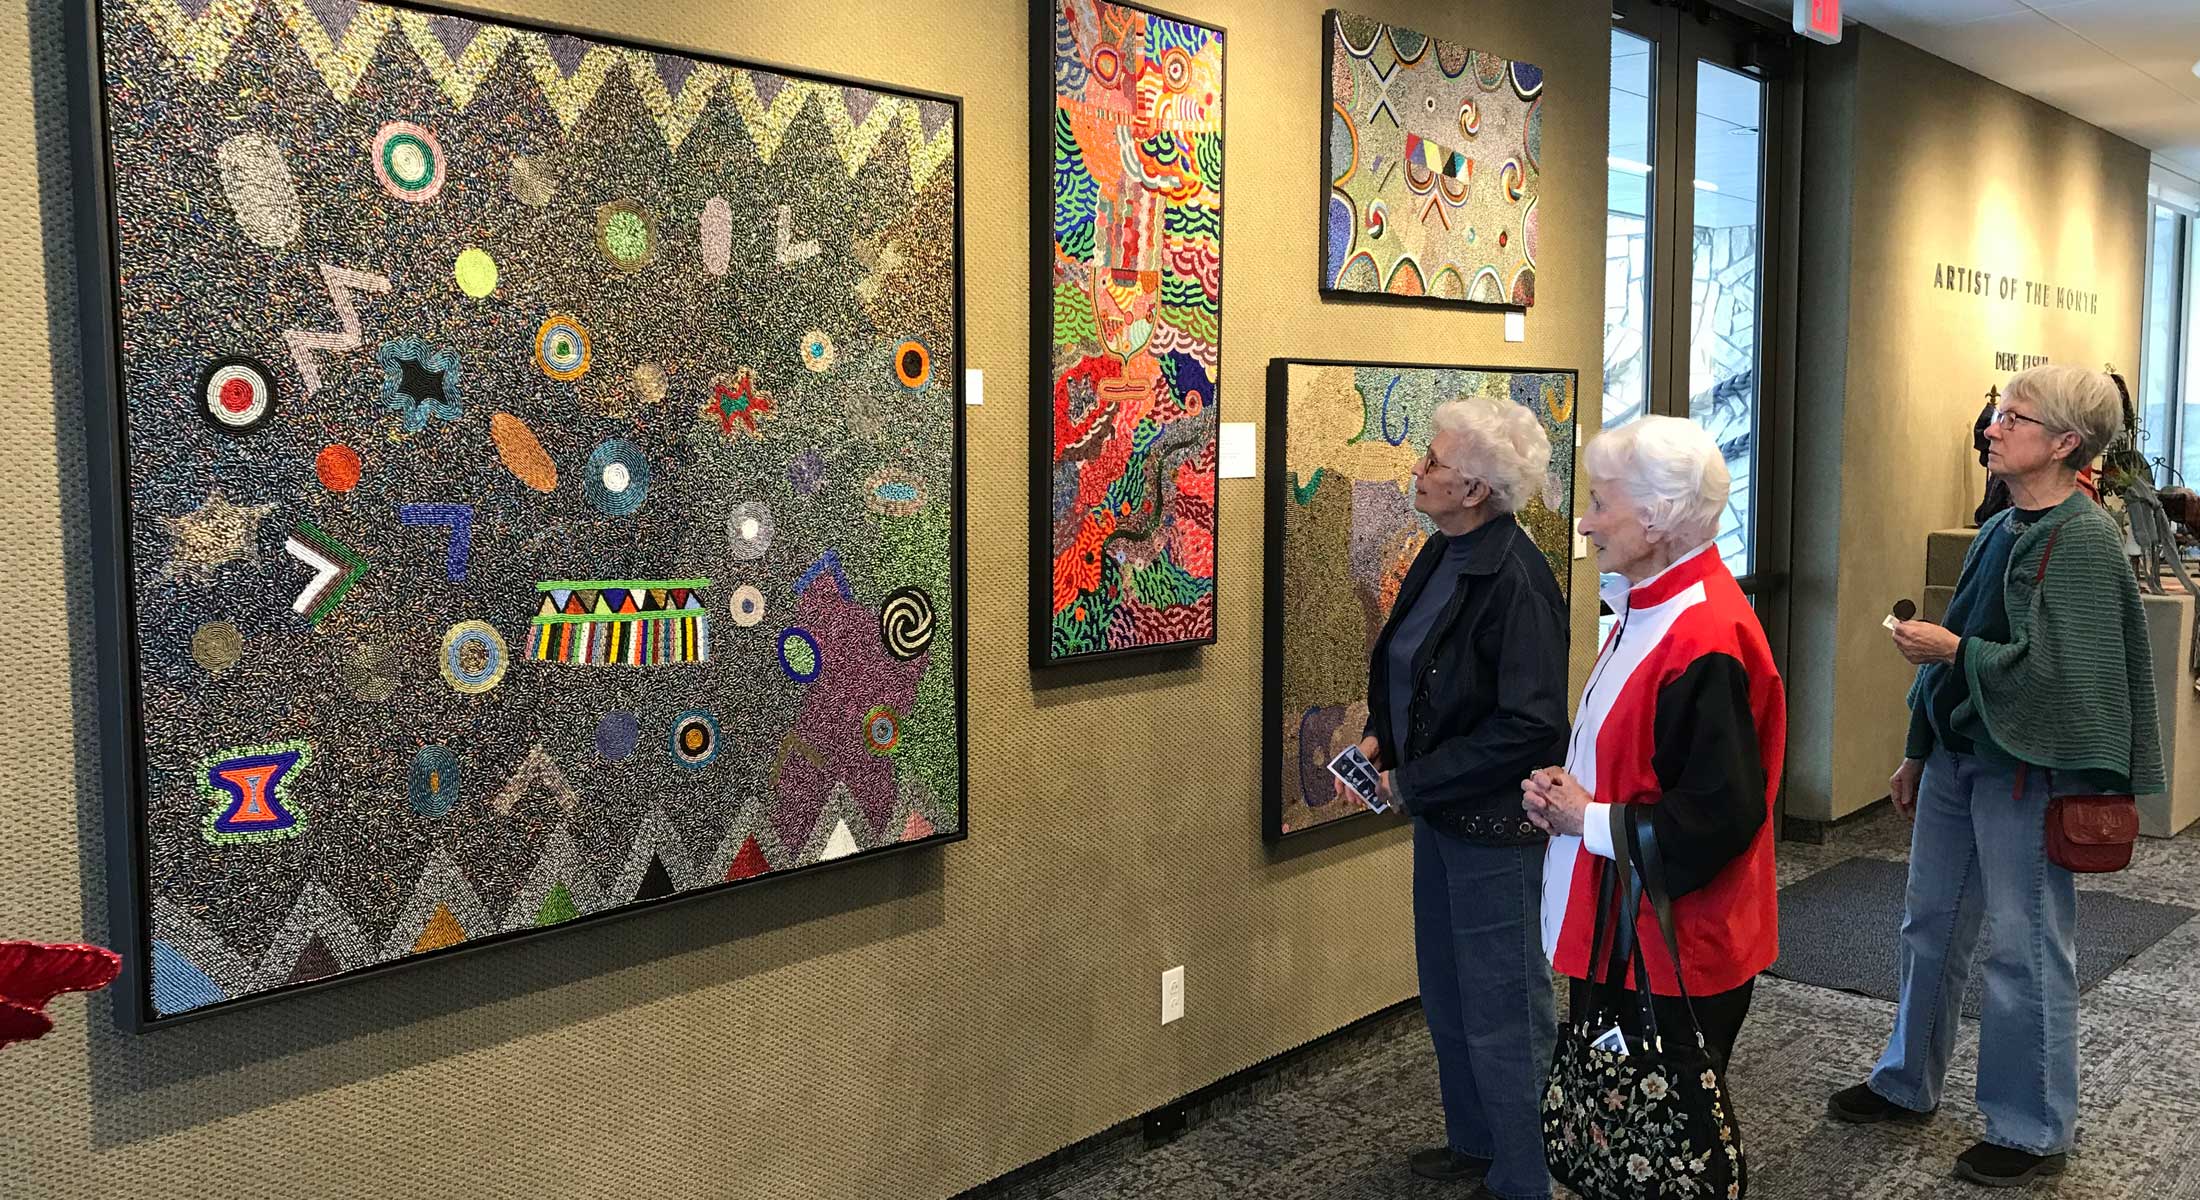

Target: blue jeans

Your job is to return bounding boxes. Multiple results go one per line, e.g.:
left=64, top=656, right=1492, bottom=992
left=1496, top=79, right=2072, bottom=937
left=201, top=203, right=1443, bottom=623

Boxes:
left=1413, top=820, right=1555, bottom=1200
left=1869, top=748, right=2080, bottom=1154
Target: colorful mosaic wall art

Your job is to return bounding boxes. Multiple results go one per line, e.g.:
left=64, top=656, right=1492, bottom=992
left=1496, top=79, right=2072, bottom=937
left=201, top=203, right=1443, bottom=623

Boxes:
left=1034, top=0, right=1224, bottom=664
left=1264, top=360, right=1576, bottom=839
left=1321, top=9, right=1544, bottom=305
left=82, top=0, right=964, bottom=1025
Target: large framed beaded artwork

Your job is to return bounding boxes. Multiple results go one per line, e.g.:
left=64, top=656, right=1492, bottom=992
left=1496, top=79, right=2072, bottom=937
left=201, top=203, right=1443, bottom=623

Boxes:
left=1032, top=0, right=1225, bottom=666
left=67, top=0, right=966, bottom=1029
left=1263, top=359, right=1576, bottom=840
left=1321, top=9, right=1543, bottom=306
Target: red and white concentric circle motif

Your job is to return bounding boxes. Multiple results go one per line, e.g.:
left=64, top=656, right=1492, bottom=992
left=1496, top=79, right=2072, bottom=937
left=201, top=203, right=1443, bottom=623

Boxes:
left=198, top=357, right=277, bottom=434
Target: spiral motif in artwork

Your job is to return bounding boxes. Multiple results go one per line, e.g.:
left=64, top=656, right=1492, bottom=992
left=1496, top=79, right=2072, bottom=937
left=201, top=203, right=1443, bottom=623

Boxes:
left=879, top=587, right=935, bottom=660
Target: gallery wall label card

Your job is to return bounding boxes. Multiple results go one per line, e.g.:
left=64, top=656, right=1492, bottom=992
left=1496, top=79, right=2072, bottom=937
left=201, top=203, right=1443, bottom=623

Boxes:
left=965, top=368, right=982, bottom=406
left=1220, top=423, right=1256, bottom=478
left=1505, top=311, right=1526, bottom=343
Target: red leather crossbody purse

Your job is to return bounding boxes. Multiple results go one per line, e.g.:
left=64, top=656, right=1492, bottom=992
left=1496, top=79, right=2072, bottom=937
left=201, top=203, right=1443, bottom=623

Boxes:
left=2022, top=527, right=2140, bottom=873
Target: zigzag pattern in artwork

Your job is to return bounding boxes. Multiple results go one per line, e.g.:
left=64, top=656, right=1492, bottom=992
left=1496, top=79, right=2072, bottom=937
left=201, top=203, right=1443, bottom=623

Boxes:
left=116, top=0, right=955, bottom=178
left=282, top=262, right=390, bottom=395
left=146, top=767, right=965, bottom=1015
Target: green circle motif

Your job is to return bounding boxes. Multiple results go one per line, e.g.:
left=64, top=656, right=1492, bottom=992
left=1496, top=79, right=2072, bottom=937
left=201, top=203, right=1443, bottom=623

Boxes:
left=604, top=211, right=650, bottom=262
left=382, top=135, right=434, bottom=188
left=781, top=634, right=817, bottom=676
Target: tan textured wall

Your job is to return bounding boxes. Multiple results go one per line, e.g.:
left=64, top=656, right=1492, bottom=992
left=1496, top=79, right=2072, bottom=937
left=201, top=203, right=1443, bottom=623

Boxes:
left=0, top=0, right=1608, bottom=1196
left=1786, top=32, right=1857, bottom=831
left=1788, top=26, right=2149, bottom=821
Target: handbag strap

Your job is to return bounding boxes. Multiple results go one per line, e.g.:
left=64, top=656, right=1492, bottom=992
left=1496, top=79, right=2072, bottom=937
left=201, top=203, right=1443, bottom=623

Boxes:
left=1597, top=805, right=1664, bottom=1048
left=1625, top=808, right=1713, bottom=1051
left=2033, top=525, right=2061, bottom=585
left=1584, top=850, right=1627, bottom=1011
left=1615, top=852, right=1664, bottom=1048
left=2008, top=525, right=2062, bottom=804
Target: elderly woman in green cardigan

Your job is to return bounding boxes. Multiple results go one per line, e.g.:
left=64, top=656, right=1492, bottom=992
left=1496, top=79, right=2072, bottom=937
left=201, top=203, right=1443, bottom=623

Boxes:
left=1827, top=364, right=2164, bottom=1187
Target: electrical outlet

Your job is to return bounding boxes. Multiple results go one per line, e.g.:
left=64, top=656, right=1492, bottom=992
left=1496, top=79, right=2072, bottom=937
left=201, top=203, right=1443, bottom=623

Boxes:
left=1160, top=965, right=1185, bottom=1025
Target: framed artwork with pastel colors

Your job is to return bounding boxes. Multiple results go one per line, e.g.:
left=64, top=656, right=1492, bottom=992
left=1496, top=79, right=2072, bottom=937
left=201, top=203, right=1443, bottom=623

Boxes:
left=1033, top=0, right=1226, bottom=665
left=69, top=0, right=965, bottom=1028
left=1321, top=9, right=1544, bottom=306
left=1263, top=358, right=1576, bottom=840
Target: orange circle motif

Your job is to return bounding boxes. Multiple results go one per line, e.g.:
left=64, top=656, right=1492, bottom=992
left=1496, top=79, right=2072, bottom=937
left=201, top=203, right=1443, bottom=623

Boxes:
left=893, top=340, right=931, bottom=390
left=315, top=444, right=361, bottom=492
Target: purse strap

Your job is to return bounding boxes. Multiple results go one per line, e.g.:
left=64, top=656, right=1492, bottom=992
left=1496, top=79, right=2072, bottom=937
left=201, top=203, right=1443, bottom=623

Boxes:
left=1624, top=808, right=1713, bottom=1053
left=2034, top=525, right=2061, bottom=585
left=2010, top=524, right=2063, bottom=803
left=1610, top=848, right=1664, bottom=1048
left=1582, top=847, right=1626, bottom=1012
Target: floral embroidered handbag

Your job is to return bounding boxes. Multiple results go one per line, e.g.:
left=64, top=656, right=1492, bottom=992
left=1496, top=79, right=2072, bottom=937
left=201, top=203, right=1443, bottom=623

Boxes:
left=1542, top=813, right=1746, bottom=1200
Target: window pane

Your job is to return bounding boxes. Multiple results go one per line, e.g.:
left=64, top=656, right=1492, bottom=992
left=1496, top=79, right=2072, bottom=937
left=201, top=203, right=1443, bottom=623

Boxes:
left=1686, top=61, right=1765, bottom=577
left=2178, top=212, right=2200, bottom=489
left=2186, top=217, right=2200, bottom=488
left=1605, top=30, right=1654, bottom=431
left=2141, top=205, right=2181, bottom=480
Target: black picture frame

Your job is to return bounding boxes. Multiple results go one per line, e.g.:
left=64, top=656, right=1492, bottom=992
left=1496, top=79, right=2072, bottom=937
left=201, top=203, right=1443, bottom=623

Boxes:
left=1316, top=8, right=1533, bottom=314
left=1030, top=0, right=1228, bottom=668
left=65, top=0, right=970, bottom=1031
left=1262, top=356, right=1580, bottom=841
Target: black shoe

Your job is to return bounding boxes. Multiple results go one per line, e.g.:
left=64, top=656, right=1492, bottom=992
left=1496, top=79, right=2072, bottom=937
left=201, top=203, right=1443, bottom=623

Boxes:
left=1407, top=1147, right=1491, bottom=1181
left=1954, top=1142, right=2067, bottom=1187
left=1827, top=1083, right=1933, bottom=1124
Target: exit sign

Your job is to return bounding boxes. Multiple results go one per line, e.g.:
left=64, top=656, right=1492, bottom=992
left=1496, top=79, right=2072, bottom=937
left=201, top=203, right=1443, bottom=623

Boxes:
left=1795, top=0, right=1841, bottom=43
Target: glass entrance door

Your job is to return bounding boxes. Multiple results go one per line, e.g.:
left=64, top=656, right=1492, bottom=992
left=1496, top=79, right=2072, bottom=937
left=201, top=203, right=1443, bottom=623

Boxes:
left=1688, top=59, right=1768, bottom=576
left=1604, top=2, right=1793, bottom=595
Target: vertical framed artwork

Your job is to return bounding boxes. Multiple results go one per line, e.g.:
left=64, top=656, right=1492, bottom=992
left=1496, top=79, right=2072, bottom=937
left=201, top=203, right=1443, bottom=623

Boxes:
left=70, top=0, right=966, bottom=1029
left=1033, top=0, right=1225, bottom=666
left=1263, top=359, right=1577, bottom=839
left=1321, top=9, right=1543, bottom=306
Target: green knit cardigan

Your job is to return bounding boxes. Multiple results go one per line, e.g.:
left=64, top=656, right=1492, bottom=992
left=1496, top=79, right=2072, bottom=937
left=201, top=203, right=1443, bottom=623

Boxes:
left=1907, top=492, right=2166, bottom=793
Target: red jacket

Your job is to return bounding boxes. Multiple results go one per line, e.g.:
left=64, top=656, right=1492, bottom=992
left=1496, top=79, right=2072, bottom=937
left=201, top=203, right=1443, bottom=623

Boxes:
left=1540, top=544, right=1786, bottom=996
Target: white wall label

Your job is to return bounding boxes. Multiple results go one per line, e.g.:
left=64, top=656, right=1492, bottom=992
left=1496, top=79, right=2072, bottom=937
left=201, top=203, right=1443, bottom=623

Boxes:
left=1504, top=311, right=1525, bottom=342
left=1219, top=422, right=1256, bottom=478
left=965, top=368, right=983, bottom=406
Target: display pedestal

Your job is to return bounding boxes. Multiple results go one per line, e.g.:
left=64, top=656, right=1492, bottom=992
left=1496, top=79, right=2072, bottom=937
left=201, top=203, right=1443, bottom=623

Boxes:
left=2139, top=590, right=2200, bottom=837
left=1921, top=528, right=2196, bottom=837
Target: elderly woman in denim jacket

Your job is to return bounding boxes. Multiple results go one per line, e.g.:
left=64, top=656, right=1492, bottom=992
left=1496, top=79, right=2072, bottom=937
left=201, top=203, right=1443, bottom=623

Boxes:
left=1347, top=393, right=1568, bottom=1200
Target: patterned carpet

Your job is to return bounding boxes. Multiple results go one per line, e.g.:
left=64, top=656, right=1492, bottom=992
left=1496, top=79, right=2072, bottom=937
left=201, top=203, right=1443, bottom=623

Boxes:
left=975, top=808, right=2200, bottom=1199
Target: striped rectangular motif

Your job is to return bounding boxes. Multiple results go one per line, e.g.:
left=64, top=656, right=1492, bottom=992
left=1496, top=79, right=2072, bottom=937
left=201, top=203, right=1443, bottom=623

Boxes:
left=528, top=578, right=712, bottom=666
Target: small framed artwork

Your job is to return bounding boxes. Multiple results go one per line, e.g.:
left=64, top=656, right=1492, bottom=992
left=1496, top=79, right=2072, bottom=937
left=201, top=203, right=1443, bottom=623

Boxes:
left=1321, top=9, right=1544, bottom=306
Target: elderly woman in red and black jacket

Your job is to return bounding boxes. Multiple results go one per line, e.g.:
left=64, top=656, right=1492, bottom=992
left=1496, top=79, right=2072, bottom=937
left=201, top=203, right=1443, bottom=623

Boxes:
left=1521, top=415, right=1787, bottom=1071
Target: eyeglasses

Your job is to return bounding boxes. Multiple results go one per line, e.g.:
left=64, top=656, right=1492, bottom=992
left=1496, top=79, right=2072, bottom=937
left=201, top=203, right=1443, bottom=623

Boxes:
left=1413, top=447, right=1462, bottom=474
left=1990, top=406, right=2051, bottom=432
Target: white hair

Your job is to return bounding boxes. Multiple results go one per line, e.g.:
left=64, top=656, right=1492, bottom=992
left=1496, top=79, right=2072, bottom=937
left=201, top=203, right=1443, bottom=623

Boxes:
left=1583, top=416, right=1729, bottom=547
left=1430, top=394, right=1552, bottom=515
left=2004, top=364, right=2122, bottom=468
